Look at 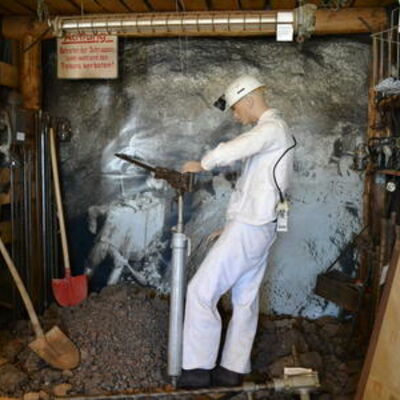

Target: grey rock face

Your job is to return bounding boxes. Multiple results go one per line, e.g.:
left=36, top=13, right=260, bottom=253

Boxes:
left=43, top=37, right=368, bottom=316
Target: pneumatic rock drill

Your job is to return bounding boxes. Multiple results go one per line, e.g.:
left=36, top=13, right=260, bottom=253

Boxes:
left=115, top=153, right=194, bottom=387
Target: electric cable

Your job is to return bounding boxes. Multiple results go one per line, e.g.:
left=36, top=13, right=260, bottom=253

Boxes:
left=272, top=134, right=297, bottom=203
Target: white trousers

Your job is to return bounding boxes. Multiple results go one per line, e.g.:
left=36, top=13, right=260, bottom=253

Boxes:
left=182, top=220, right=276, bottom=374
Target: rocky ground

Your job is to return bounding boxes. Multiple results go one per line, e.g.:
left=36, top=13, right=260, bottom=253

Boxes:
left=0, top=284, right=366, bottom=399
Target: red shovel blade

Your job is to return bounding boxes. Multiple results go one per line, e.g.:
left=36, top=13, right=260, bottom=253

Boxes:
left=52, top=274, right=88, bottom=307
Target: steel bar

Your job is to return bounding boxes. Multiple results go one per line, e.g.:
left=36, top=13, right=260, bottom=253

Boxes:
left=55, top=382, right=270, bottom=400
left=397, top=9, right=400, bottom=80
left=379, top=31, right=384, bottom=82
left=372, top=36, right=378, bottom=88
left=39, top=113, right=49, bottom=307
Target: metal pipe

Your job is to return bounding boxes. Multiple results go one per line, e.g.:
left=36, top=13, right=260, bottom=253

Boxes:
left=372, top=36, right=378, bottom=87
left=55, top=382, right=270, bottom=400
left=51, top=11, right=284, bottom=37
left=379, top=31, right=384, bottom=82
left=168, top=194, right=188, bottom=384
left=55, top=371, right=320, bottom=400
left=396, top=9, right=400, bottom=80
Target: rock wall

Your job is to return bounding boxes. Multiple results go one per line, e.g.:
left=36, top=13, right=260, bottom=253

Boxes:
left=43, top=36, right=369, bottom=317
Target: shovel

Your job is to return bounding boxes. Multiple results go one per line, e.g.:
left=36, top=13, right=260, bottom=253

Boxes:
left=50, top=127, right=88, bottom=307
left=0, top=237, right=80, bottom=370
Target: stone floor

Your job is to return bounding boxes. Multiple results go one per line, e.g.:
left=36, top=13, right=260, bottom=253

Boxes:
left=0, top=284, right=366, bottom=399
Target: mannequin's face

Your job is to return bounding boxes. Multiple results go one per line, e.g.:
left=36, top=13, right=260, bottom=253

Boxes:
left=231, top=97, right=253, bottom=125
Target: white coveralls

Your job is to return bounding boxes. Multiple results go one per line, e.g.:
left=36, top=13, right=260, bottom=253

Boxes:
left=182, top=109, right=293, bottom=374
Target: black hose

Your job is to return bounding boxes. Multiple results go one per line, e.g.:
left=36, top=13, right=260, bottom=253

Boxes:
left=272, top=135, right=297, bottom=203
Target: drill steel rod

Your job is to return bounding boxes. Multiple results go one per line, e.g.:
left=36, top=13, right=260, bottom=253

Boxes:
left=54, top=382, right=270, bottom=400
left=115, top=153, right=156, bottom=173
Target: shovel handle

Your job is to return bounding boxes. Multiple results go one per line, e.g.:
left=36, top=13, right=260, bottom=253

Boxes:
left=0, top=237, right=45, bottom=338
left=50, top=127, right=71, bottom=275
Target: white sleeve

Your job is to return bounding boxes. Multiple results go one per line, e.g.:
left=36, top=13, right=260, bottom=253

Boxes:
left=201, top=122, right=280, bottom=171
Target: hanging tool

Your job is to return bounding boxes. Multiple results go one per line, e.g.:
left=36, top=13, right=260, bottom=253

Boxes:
left=115, top=153, right=194, bottom=387
left=50, top=127, right=88, bottom=307
left=0, top=236, right=80, bottom=370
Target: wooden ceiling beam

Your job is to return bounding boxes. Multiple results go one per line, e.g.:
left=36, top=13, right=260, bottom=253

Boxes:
left=16, top=0, right=59, bottom=15
left=2, top=17, right=49, bottom=39
left=269, top=0, right=394, bottom=7
left=180, top=0, right=208, bottom=11
left=95, top=0, right=130, bottom=12
left=44, top=0, right=80, bottom=13
left=240, top=0, right=266, bottom=9
left=67, top=0, right=108, bottom=13
left=14, top=0, right=36, bottom=12
left=314, top=7, right=387, bottom=34
left=119, top=0, right=151, bottom=12
left=353, top=0, right=394, bottom=6
left=269, top=0, right=296, bottom=8
left=0, top=5, right=13, bottom=15
left=211, top=0, right=240, bottom=10
left=0, top=0, right=33, bottom=14
left=147, top=0, right=180, bottom=12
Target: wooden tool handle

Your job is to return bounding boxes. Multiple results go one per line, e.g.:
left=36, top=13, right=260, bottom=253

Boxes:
left=50, top=127, right=71, bottom=276
left=0, top=237, right=44, bottom=338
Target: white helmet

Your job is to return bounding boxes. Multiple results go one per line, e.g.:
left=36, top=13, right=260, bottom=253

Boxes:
left=225, top=75, right=265, bottom=109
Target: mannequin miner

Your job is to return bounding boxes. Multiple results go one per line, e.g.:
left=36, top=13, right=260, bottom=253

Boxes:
left=180, top=75, right=296, bottom=388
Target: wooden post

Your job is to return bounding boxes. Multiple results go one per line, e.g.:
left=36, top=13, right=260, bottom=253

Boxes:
left=18, top=34, right=43, bottom=311
left=20, top=35, right=42, bottom=110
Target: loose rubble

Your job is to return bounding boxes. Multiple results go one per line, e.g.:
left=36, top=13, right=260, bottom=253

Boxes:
left=0, top=284, right=366, bottom=399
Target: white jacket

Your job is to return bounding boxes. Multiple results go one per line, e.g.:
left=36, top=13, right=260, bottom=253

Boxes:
left=201, top=109, right=293, bottom=225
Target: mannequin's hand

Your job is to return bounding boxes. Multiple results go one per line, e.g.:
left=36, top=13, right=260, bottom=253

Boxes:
left=207, top=229, right=223, bottom=243
left=181, top=161, right=203, bottom=173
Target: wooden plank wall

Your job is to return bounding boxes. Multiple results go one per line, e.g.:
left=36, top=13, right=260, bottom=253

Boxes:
left=356, top=242, right=400, bottom=399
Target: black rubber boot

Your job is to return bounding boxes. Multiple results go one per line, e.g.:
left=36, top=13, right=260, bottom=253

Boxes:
left=178, top=368, right=212, bottom=389
left=212, top=366, right=243, bottom=387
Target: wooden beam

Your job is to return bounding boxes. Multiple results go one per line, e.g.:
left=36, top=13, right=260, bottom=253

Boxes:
left=353, top=0, right=395, bottom=6
left=356, top=237, right=400, bottom=399
left=14, top=0, right=35, bottom=12
left=44, top=0, right=80, bottom=13
left=0, top=0, right=32, bottom=14
left=179, top=0, right=208, bottom=11
left=270, top=0, right=393, bottom=6
left=16, top=0, right=59, bottom=14
left=120, top=0, right=150, bottom=12
left=20, top=35, right=41, bottom=110
left=95, top=0, right=130, bottom=12
left=0, top=62, right=18, bottom=89
left=240, top=0, right=266, bottom=9
left=314, top=7, right=387, bottom=35
left=2, top=17, right=50, bottom=40
left=0, top=5, right=13, bottom=15
left=269, top=0, right=295, bottom=9
left=68, top=0, right=108, bottom=13
left=211, top=0, right=240, bottom=10
left=147, top=0, right=179, bottom=11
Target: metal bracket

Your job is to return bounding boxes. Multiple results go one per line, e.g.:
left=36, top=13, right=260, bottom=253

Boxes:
left=295, top=4, right=317, bottom=43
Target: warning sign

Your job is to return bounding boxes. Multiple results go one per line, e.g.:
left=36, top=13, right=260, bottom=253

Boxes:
left=57, top=33, right=118, bottom=79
